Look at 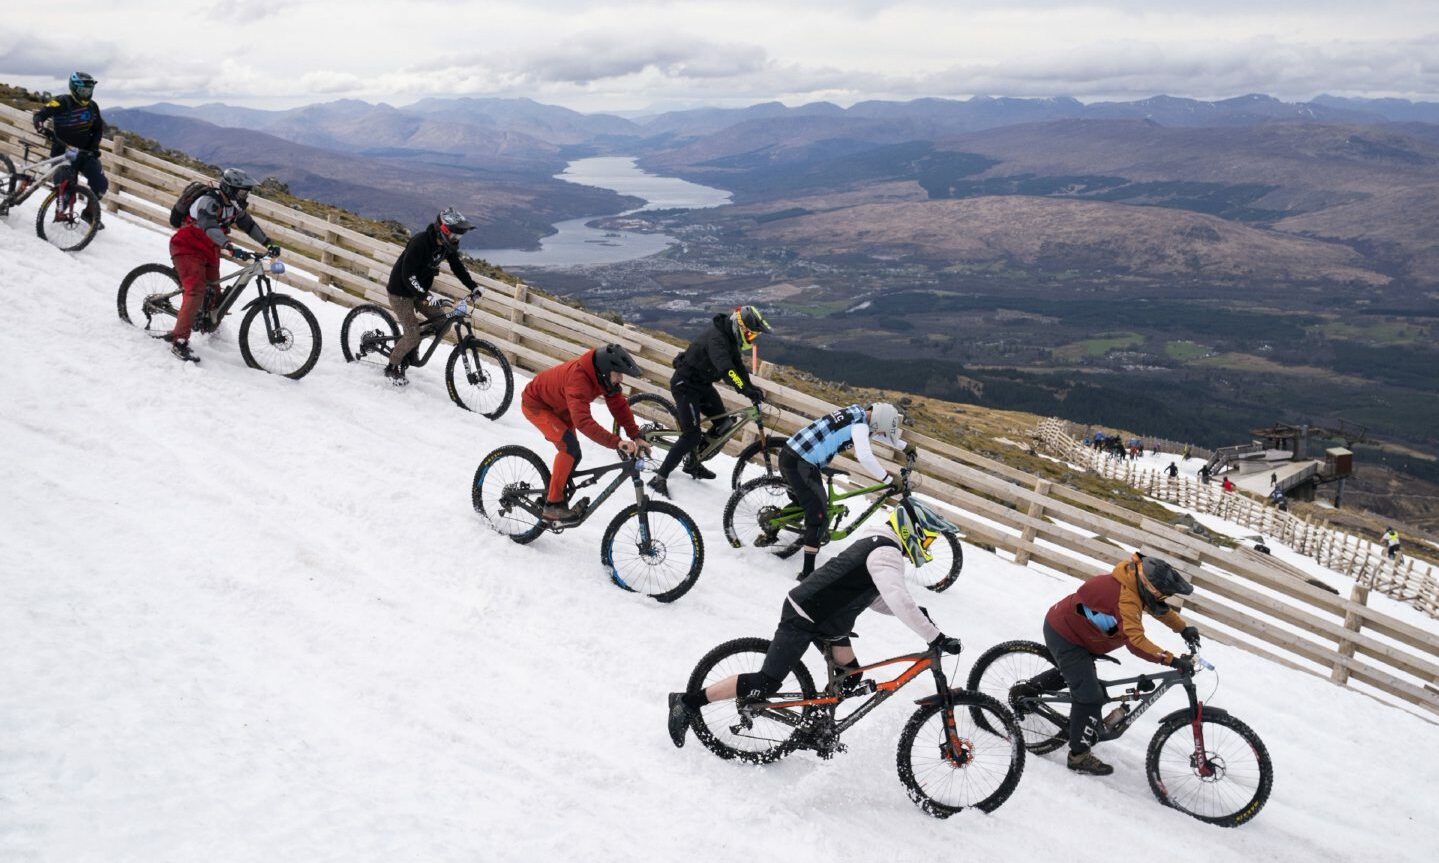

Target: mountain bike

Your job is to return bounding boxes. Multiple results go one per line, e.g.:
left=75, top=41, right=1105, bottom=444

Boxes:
left=682, top=638, right=1025, bottom=818
left=624, top=393, right=785, bottom=488
left=722, top=454, right=963, bottom=592
left=966, top=640, right=1273, bottom=827
left=338, top=291, right=513, bottom=419
left=0, top=138, right=101, bottom=252
left=472, top=447, right=704, bottom=602
left=116, top=248, right=323, bottom=379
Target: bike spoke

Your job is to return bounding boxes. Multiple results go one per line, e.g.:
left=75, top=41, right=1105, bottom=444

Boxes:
left=607, top=508, right=697, bottom=595
left=904, top=706, right=1019, bottom=812
left=247, top=306, right=317, bottom=376
left=1153, top=721, right=1266, bottom=820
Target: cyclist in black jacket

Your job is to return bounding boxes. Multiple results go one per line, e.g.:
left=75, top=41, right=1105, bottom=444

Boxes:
left=32, top=72, right=108, bottom=228
left=646, top=305, right=770, bottom=498
left=383, top=207, right=482, bottom=386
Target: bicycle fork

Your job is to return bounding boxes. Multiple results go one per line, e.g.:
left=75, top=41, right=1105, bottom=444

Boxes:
left=1188, top=703, right=1217, bottom=779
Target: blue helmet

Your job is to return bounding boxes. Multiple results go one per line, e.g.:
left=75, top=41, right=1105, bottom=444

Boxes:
left=69, top=72, right=97, bottom=102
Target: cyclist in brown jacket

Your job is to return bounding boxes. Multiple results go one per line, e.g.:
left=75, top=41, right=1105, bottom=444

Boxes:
left=1022, top=553, right=1201, bottom=776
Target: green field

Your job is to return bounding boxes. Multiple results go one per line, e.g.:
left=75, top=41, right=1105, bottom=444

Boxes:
left=1315, top=321, right=1428, bottom=345
left=1165, top=340, right=1211, bottom=361
left=1053, top=332, right=1144, bottom=361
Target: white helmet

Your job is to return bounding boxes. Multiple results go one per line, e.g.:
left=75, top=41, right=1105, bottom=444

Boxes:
left=868, top=402, right=903, bottom=448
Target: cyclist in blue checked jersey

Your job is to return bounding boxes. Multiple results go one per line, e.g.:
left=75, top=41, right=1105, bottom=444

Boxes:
left=781, top=402, right=912, bottom=579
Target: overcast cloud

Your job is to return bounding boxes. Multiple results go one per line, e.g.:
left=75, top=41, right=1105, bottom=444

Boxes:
left=1, top=1, right=1435, bottom=112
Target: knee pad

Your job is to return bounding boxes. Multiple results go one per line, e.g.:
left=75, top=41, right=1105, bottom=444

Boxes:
left=735, top=671, right=783, bottom=700
left=562, top=430, right=581, bottom=463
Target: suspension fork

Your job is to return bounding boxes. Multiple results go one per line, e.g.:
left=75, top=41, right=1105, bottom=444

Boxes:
left=928, top=656, right=972, bottom=765
left=629, top=460, right=654, bottom=546
left=1184, top=681, right=1215, bottom=777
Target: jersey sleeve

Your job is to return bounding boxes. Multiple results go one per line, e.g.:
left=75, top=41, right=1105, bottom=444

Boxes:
left=850, top=423, right=889, bottom=481
left=867, top=544, right=941, bottom=642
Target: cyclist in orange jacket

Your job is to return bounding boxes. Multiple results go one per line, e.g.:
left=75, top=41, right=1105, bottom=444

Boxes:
left=520, top=345, right=652, bottom=524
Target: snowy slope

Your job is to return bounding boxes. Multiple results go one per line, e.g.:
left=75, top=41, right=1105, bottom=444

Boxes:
left=3, top=204, right=1438, bottom=863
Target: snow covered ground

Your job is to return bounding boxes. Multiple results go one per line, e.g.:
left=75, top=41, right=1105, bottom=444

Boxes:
left=4, top=204, right=1439, bottom=862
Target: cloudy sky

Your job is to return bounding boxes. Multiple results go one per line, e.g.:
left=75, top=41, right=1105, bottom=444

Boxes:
left=3, top=0, right=1437, bottom=113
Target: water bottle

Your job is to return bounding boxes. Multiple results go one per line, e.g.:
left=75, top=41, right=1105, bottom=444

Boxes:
left=1103, top=703, right=1130, bottom=730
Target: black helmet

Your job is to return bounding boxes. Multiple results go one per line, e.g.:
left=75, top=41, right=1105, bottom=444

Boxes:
left=1141, top=557, right=1193, bottom=598
left=594, top=344, right=641, bottom=392
left=69, top=72, right=97, bottom=101
left=219, top=168, right=259, bottom=205
left=436, top=207, right=474, bottom=248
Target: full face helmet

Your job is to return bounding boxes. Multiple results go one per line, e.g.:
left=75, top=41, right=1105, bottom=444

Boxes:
left=69, top=72, right=97, bottom=102
left=436, top=207, right=474, bottom=249
left=731, top=305, right=771, bottom=350
left=867, top=402, right=904, bottom=448
left=218, top=168, right=259, bottom=205
left=887, top=499, right=958, bottom=568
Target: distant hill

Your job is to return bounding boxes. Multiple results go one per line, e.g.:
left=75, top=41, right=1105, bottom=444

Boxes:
left=107, top=108, right=639, bottom=250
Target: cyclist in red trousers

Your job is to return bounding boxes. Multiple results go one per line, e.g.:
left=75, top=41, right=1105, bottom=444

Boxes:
left=521, top=345, right=652, bottom=524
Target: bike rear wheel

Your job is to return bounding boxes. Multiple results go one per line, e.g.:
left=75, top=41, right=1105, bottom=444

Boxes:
left=686, top=637, right=818, bottom=764
left=965, top=640, right=1069, bottom=754
left=1147, top=711, right=1273, bottom=827
left=897, top=692, right=1026, bottom=817
left=730, top=434, right=788, bottom=489
left=0, top=154, right=16, bottom=203
left=445, top=338, right=514, bottom=419
left=339, top=303, right=398, bottom=364
left=36, top=184, right=100, bottom=252
left=913, top=529, right=963, bottom=593
left=473, top=445, right=548, bottom=544
left=723, top=475, right=804, bottom=558
left=239, top=294, right=323, bottom=379
left=116, top=263, right=182, bottom=332
left=600, top=500, right=704, bottom=602
left=627, top=392, right=679, bottom=433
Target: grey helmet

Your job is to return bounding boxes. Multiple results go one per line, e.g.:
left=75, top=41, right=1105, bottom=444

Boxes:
left=436, top=207, right=474, bottom=249
left=867, top=402, right=904, bottom=448
left=218, top=168, right=259, bottom=205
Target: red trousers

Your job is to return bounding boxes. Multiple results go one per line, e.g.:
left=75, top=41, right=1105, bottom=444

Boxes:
left=522, top=400, right=582, bottom=503
left=169, top=226, right=220, bottom=343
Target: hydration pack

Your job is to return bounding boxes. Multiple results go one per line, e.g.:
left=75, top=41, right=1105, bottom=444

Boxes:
left=169, top=181, right=214, bottom=228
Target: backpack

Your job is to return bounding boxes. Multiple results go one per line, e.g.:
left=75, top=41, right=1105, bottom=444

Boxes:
left=169, top=181, right=214, bottom=228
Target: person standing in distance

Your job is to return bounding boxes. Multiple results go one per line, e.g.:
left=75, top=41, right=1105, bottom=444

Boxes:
left=383, top=208, right=482, bottom=386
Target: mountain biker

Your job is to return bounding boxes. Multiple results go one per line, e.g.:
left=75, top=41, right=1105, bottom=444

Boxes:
left=166, top=168, right=281, bottom=363
left=783, top=402, right=911, bottom=579
left=1019, top=553, right=1200, bottom=776
left=667, top=500, right=964, bottom=749
left=647, top=305, right=770, bottom=499
left=383, top=207, right=483, bottom=386
left=1382, top=527, right=1401, bottom=561
left=521, top=345, right=653, bottom=525
left=32, top=72, right=108, bottom=228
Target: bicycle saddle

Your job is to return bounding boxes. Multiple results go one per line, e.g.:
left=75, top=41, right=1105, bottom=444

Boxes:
left=820, top=466, right=849, bottom=478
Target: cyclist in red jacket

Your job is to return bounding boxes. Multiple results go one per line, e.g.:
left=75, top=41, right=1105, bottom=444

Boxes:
left=521, top=345, right=652, bottom=524
left=1020, top=553, right=1200, bottom=776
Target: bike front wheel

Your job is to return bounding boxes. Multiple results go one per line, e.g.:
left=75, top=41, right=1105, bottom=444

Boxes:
left=685, top=637, right=818, bottom=764
left=339, top=303, right=398, bottom=364
left=472, top=445, right=549, bottom=545
left=965, top=640, right=1069, bottom=754
left=913, top=528, right=963, bottom=593
left=117, top=263, right=182, bottom=332
left=897, top=691, right=1026, bottom=818
left=445, top=338, right=514, bottom=419
left=723, top=475, right=804, bottom=558
left=239, top=294, right=323, bottom=379
left=730, top=434, right=788, bottom=489
left=1146, top=710, right=1273, bottom=827
left=0, top=154, right=16, bottom=202
left=601, top=500, right=704, bottom=602
left=36, top=184, right=100, bottom=252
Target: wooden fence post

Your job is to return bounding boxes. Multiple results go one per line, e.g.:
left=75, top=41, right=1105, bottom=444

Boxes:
left=1013, top=479, right=1051, bottom=567
left=106, top=134, right=125, bottom=213
left=319, top=214, right=339, bottom=287
left=1331, top=582, right=1370, bottom=684
left=506, top=283, right=529, bottom=367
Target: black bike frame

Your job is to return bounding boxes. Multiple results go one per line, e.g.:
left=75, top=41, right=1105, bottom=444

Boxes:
left=507, top=455, right=657, bottom=534
left=1026, top=667, right=1208, bottom=747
